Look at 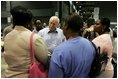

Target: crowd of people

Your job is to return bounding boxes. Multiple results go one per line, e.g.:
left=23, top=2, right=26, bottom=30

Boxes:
left=2, top=6, right=117, bottom=78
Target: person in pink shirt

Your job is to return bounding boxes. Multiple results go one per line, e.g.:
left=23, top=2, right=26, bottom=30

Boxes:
left=92, top=18, right=114, bottom=78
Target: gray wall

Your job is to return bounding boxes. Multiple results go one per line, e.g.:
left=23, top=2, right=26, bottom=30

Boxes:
left=94, top=1, right=117, bottom=22
left=10, top=1, right=57, bottom=24
left=1, top=1, right=117, bottom=29
left=1, top=1, right=59, bottom=29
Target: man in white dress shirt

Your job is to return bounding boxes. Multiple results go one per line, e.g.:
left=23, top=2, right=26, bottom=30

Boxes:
left=38, top=16, right=66, bottom=54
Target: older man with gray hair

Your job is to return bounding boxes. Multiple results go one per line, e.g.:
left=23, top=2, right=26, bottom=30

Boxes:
left=38, top=16, right=66, bottom=54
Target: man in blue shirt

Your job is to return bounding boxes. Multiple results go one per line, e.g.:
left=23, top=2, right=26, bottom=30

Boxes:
left=48, top=13, right=96, bottom=78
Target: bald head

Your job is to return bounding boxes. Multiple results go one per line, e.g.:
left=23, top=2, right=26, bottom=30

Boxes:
left=49, top=16, right=60, bottom=31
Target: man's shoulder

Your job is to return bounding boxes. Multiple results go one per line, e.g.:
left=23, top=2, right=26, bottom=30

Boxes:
left=53, top=41, right=69, bottom=59
left=56, top=28, right=63, bottom=31
left=40, top=27, right=48, bottom=31
left=80, top=37, right=89, bottom=42
left=39, top=27, right=48, bottom=33
left=79, top=37, right=94, bottom=47
left=55, top=41, right=69, bottom=51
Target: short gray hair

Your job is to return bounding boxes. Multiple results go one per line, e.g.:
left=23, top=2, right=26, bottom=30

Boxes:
left=49, top=16, right=60, bottom=24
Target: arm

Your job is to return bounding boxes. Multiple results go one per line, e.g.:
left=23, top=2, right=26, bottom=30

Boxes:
left=48, top=60, right=64, bottom=78
left=48, top=48, right=64, bottom=78
left=48, top=54, right=64, bottom=78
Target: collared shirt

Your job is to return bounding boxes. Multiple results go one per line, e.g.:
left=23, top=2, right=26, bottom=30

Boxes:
left=48, top=36, right=95, bottom=78
left=38, top=27, right=66, bottom=53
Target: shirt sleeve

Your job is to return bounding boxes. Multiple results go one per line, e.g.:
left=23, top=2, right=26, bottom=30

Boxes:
left=48, top=49, right=64, bottom=78
left=48, top=60, right=64, bottom=78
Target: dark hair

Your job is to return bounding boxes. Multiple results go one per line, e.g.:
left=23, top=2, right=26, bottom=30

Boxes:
left=86, top=18, right=95, bottom=28
left=10, top=6, right=32, bottom=27
left=64, top=13, right=84, bottom=33
left=100, top=17, right=110, bottom=32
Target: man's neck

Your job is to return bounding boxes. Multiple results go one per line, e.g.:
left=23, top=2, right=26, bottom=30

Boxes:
left=68, top=32, right=79, bottom=40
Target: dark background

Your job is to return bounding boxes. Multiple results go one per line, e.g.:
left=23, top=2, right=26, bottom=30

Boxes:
left=1, top=1, right=117, bottom=30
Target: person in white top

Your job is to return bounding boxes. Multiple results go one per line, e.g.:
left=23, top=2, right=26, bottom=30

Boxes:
left=38, top=16, right=66, bottom=54
left=92, top=18, right=114, bottom=78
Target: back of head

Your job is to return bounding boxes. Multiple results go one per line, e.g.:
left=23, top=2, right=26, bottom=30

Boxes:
left=64, top=13, right=84, bottom=33
left=100, top=17, right=110, bottom=32
left=10, top=6, right=32, bottom=27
